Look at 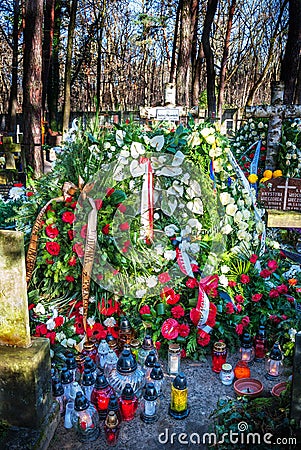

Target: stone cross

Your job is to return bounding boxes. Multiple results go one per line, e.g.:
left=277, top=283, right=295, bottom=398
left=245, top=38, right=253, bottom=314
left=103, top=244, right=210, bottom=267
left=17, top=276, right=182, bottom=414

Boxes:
left=0, top=136, right=21, bottom=170
left=245, top=81, right=301, bottom=171
left=0, top=230, right=31, bottom=347
left=277, top=178, right=297, bottom=210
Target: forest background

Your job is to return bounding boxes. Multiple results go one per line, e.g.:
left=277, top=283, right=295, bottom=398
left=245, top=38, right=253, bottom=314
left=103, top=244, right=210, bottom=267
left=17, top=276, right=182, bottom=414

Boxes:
left=0, top=0, right=300, bottom=177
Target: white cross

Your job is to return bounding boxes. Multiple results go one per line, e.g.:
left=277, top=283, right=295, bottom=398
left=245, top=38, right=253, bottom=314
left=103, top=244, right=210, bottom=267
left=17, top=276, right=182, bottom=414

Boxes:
left=277, top=179, right=296, bottom=210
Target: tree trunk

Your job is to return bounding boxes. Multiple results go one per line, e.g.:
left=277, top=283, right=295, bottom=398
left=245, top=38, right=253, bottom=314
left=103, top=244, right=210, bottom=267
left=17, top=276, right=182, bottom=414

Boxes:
left=192, top=43, right=204, bottom=106
left=281, top=0, right=301, bottom=104
left=42, top=0, right=55, bottom=114
left=8, top=0, right=20, bottom=136
left=62, top=0, right=78, bottom=135
left=22, top=0, right=44, bottom=178
left=201, top=0, right=218, bottom=119
left=169, top=0, right=182, bottom=84
left=217, top=0, right=236, bottom=123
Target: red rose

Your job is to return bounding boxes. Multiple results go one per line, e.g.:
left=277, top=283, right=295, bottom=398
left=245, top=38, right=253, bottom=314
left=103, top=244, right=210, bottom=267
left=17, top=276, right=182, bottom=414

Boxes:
left=95, top=199, right=103, bottom=210
left=276, top=284, right=288, bottom=294
left=45, top=241, right=60, bottom=256
left=62, top=211, right=75, bottom=224
left=240, top=274, right=250, bottom=284
left=197, top=329, right=210, bottom=347
left=72, top=242, right=85, bottom=258
left=186, top=278, right=199, bottom=289
left=225, top=302, right=234, bottom=314
left=158, top=272, right=171, bottom=283
left=249, top=254, right=258, bottom=264
left=68, top=255, right=77, bottom=266
left=235, top=294, right=244, bottom=304
left=139, top=305, right=151, bottom=315
left=68, top=229, right=75, bottom=240
left=35, top=324, right=47, bottom=335
left=241, top=316, right=250, bottom=327
left=161, top=318, right=179, bottom=340
left=269, top=289, right=279, bottom=298
left=102, top=224, right=110, bottom=235
left=171, top=305, right=185, bottom=319
left=235, top=323, right=244, bottom=335
left=66, top=275, right=75, bottom=282
left=178, top=324, right=190, bottom=337
left=252, top=293, right=263, bottom=302
left=45, top=331, right=56, bottom=345
left=26, top=191, right=34, bottom=197
left=267, top=259, right=278, bottom=271
left=45, top=224, right=59, bottom=239
left=118, top=204, right=126, bottom=213
left=155, top=341, right=161, bottom=351
left=80, top=224, right=88, bottom=239
left=106, top=187, right=115, bottom=197
left=228, top=280, right=236, bottom=288
left=119, top=222, right=130, bottom=231
left=260, top=269, right=271, bottom=279
left=54, top=316, right=64, bottom=327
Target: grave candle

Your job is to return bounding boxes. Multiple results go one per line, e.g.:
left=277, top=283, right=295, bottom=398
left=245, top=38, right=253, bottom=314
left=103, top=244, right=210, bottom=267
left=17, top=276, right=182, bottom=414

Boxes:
left=265, top=342, right=283, bottom=379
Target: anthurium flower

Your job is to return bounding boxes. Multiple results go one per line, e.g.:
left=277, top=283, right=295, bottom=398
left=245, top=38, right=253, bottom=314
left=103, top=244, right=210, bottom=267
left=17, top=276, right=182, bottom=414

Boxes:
left=161, top=318, right=179, bottom=340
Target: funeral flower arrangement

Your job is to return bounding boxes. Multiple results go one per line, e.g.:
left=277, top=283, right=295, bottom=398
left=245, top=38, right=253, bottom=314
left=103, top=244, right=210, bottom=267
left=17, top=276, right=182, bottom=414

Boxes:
left=15, top=118, right=301, bottom=360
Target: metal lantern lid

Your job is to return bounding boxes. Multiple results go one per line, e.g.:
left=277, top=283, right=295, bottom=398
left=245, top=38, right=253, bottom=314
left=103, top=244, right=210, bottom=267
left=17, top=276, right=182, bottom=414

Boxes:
left=117, top=349, right=137, bottom=374
left=65, top=352, right=77, bottom=370
left=121, top=383, right=135, bottom=400
left=84, top=357, right=96, bottom=372
left=257, top=325, right=266, bottom=338
left=173, top=372, right=187, bottom=390
left=82, top=369, right=95, bottom=386
left=145, top=350, right=157, bottom=368
left=143, top=382, right=158, bottom=401
left=119, top=316, right=132, bottom=332
left=270, top=342, right=282, bottom=361
left=74, top=391, right=90, bottom=411
left=105, top=411, right=119, bottom=428
left=150, top=362, right=164, bottom=380
left=106, top=349, right=118, bottom=364
left=83, top=341, right=96, bottom=352
left=142, top=335, right=154, bottom=350
left=108, top=394, right=119, bottom=412
left=95, top=372, right=109, bottom=389
left=52, top=379, right=64, bottom=397
left=61, top=367, right=73, bottom=384
left=240, top=332, right=253, bottom=348
left=168, top=343, right=180, bottom=353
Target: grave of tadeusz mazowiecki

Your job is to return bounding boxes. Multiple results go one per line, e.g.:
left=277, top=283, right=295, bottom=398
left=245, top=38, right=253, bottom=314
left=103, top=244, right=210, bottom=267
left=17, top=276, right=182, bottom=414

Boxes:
left=0, top=230, right=60, bottom=449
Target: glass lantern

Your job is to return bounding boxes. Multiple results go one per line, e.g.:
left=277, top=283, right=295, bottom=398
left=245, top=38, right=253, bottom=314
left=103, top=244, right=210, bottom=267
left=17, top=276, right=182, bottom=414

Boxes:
left=71, top=392, right=100, bottom=442
left=96, top=339, right=110, bottom=369
left=212, top=342, right=227, bottom=373
left=254, top=325, right=268, bottom=362
left=65, top=352, right=77, bottom=381
left=130, top=339, right=141, bottom=360
left=84, top=357, right=97, bottom=380
left=81, top=368, right=95, bottom=401
left=239, top=333, right=255, bottom=365
left=52, top=376, right=65, bottom=415
left=169, top=372, right=190, bottom=419
left=143, top=350, right=157, bottom=381
left=106, top=333, right=119, bottom=355
left=107, top=394, right=123, bottom=424
left=168, top=343, right=181, bottom=375
left=108, top=348, right=145, bottom=397
left=234, top=360, right=251, bottom=379
left=69, top=381, right=83, bottom=405
left=91, top=371, right=115, bottom=420
left=118, top=383, right=138, bottom=421
left=150, top=362, right=165, bottom=397
left=60, top=367, right=74, bottom=403
left=82, top=340, right=98, bottom=362
left=138, top=335, right=156, bottom=367
left=265, top=342, right=283, bottom=379
left=140, top=382, right=159, bottom=423
left=118, top=316, right=133, bottom=350
left=75, top=354, right=86, bottom=382
left=219, top=363, right=234, bottom=385
left=104, top=411, right=120, bottom=446
left=104, top=349, right=119, bottom=377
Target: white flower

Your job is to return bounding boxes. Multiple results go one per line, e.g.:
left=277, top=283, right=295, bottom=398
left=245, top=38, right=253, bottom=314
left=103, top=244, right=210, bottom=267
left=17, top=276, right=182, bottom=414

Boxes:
left=56, top=331, right=66, bottom=342
left=256, top=221, right=265, bottom=234
left=154, top=213, right=160, bottom=220
left=103, top=317, right=117, bottom=327
left=219, top=192, right=232, bottom=206
left=237, top=230, right=251, bottom=241
left=9, top=187, right=24, bottom=201
left=150, top=135, right=164, bottom=151
left=219, top=274, right=229, bottom=287
left=164, top=224, right=179, bottom=237
left=221, top=224, right=233, bottom=234
left=89, top=144, right=100, bottom=153
left=67, top=338, right=77, bottom=348
left=200, top=127, right=215, bottom=138
left=187, top=218, right=202, bottom=230
left=116, top=130, right=126, bottom=146
left=154, top=244, right=164, bottom=255
left=136, top=289, right=147, bottom=298
left=103, top=142, right=111, bottom=149
left=50, top=307, right=58, bottom=318
left=286, top=141, right=292, bottom=147
left=220, top=265, right=230, bottom=274
left=241, top=209, right=251, bottom=221
left=34, top=303, right=46, bottom=315
left=234, top=211, right=243, bottom=224
left=238, top=221, right=249, bottom=231
left=226, top=203, right=238, bottom=216
left=46, top=317, right=56, bottom=331
left=131, top=142, right=145, bottom=158
left=258, top=122, right=264, bottom=129
left=87, top=316, right=95, bottom=327
left=189, top=243, right=200, bottom=254
left=146, top=276, right=158, bottom=288
left=164, top=250, right=176, bottom=260
left=187, top=131, right=201, bottom=147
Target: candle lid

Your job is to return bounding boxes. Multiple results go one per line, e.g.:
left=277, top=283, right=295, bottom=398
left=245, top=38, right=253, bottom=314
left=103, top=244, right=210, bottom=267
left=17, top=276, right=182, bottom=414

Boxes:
left=65, top=352, right=77, bottom=369
left=270, top=342, right=282, bottom=360
left=105, top=410, right=119, bottom=428
left=61, top=367, right=73, bottom=384
left=143, top=382, right=158, bottom=401
left=142, top=335, right=154, bottom=350
left=74, top=391, right=90, bottom=411
left=221, top=363, right=232, bottom=371
left=82, top=368, right=95, bottom=386
left=168, top=343, right=180, bottom=353
left=173, top=372, right=187, bottom=390
left=94, top=372, right=109, bottom=389
left=150, top=362, right=164, bottom=380
left=108, top=394, right=119, bottom=412
left=117, top=349, right=137, bottom=374
left=144, top=350, right=157, bottom=367
left=52, top=379, right=64, bottom=396
left=213, top=341, right=226, bottom=351
left=119, top=316, right=132, bottom=332
left=121, top=383, right=135, bottom=400
left=130, top=339, right=140, bottom=349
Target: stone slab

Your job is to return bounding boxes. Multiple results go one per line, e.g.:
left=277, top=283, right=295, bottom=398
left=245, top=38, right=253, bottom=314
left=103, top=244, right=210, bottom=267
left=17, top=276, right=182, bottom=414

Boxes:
left=0, top=337, right=52, bottom=428
left=267, top=210, right=301, bottom=228
left=0, top=230, right=31, bottom=347
left=259, top=177, right=301, bottom=212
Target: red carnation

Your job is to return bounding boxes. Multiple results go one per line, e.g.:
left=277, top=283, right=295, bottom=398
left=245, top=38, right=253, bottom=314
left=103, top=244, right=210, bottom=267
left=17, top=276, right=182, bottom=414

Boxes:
left=267, top=259, right=278, bottom=272
left=260, top=269, right=271, bottom=279
left=207, top=303, right=217, bottom=327
left=72, top=242, right=85, bottom=258
left=252, top=293, right=263, bottom=302
left=45, top=225, right=59, bottom=239
left=62, top=211, right=75, bottom=224
left=190, top=308, right=200, bottom=326
left=249, top=254, right=258, bottom=264
left=276, top=284, right=288, bottom=294
left=235, top=294, right=244, bottom=304
left=119, top=222, right=130, bottom=231
left=225, top=302, right=234, bottom=314
left=45, top=331, right=56, bottom=345
left=228, top=280, right=237, bottom=288
left=68, top=256, right=77, bottom=266
left=181, top=349, right=187, bottom=358
left=139, top=305, right=151, bottom=315
left=45, top=241, right=60, bottom=256
left=235, top=323, right=244, bottom=335
left=102, top=224, right=110, bottom=235
left=241, top=316, right=250, bottom=327
left=35, top=323, right=47, bottom=336
left=171, top=305, right=185, bottom=319
left=197, top=329, right=210, bottom=347
left=54, top=316, right=64, bottom=327
left=161, top=318, right=179, bottom=340
left=158, top=272, right=171, bottom=284
left=178, top=324, right=190, bottom=337
left=26, top=191, right=34, bottom=197
left=240, top=274, right=250, bottom=284
left=269, top=289, right=279, bottom=298
left=46, top=259, right=54, bottom=264
left=155, top=341, right=161, bottom=351
left=66, top=275, right=75, bottom=282
left=236, top=304, right=242, bottom=313
left=186, top=278, right=199, bottom=289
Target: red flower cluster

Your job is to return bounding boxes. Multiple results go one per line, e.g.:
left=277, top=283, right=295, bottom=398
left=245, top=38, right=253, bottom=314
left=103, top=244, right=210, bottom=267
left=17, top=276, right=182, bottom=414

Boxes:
left=139, top=305, right=151, bottom=315
left=171, top=305, right=185, bottom=319
left=98, top=297, right=120, bottom=316
left=161, top=318, right=190, bottom=340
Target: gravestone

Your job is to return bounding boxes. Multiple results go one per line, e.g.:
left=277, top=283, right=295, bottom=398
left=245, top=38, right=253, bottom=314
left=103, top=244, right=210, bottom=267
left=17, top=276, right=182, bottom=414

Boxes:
left=245, top=81, right=301, bottom=171
left=258, top=177, right=301, bottom=227
left=0, top=230, right=59, bottom=447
